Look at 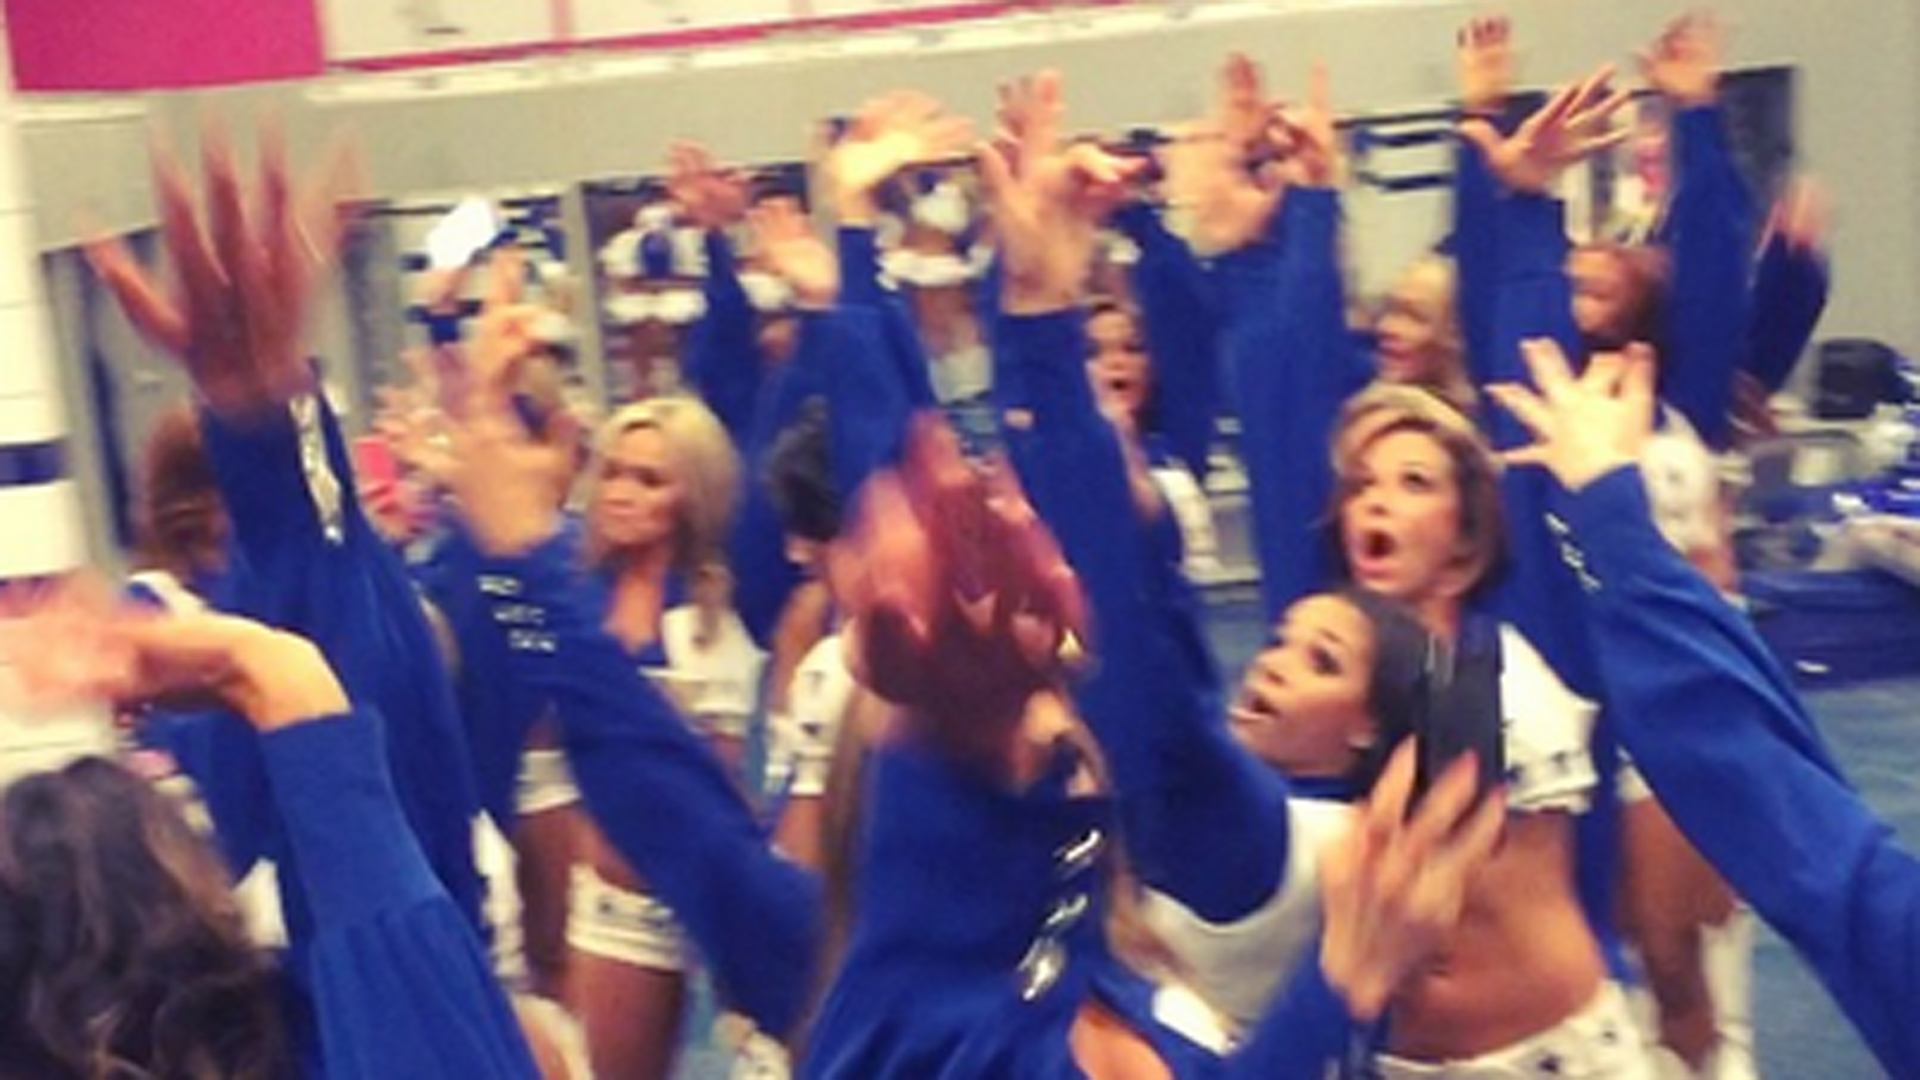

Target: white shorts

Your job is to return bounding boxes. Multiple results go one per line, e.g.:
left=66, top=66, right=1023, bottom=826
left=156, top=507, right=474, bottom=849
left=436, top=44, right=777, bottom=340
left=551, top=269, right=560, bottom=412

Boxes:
left=516, top=748, right=582, bottom=816
left=567, top=863, right=689, bottom=973
left=1377, top=983, right=1653, bottom=1080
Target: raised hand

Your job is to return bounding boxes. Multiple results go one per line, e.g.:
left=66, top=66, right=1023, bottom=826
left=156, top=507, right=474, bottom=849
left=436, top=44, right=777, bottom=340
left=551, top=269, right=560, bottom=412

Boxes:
left=1217, top=52, right=1277, bottom=154
left=1162, top=124, right=1281, bottom=256
left=825, top=92, right=975, bottom=224
left=1319, top=743, right=1506, bottom=1022
left=828, top=417, right=1088, bottom=769
left=667, top=142, right=750, bottom=232
left=85, top=121, right=360, bottom=422
left=1275, top=63, right=1344, bottom=189
left=436, top=250, right=583, bottom=556
left=1458, top=15, right=1515, bottom=115
left=1487, top=338, right=1658, bottom=492
left=1459, top=65, right=1632, bottom=194
left=1764, top=177, right=1831, bottom=256
left=0, top=576, right=346, bottom=732
left=979, top=71, right=1143, bottom=314
left=749, top=199, right=840, bottom=309
left=1640, top=11, right=1723, bottom=108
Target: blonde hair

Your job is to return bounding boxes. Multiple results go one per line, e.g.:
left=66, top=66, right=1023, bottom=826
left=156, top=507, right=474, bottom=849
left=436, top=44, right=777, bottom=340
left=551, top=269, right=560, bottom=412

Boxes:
left=1331, top=384, right=1506, bottom=598
left=1381, top=255, right=1474, bottom=414
left=581, top=396, right=741, bottom=577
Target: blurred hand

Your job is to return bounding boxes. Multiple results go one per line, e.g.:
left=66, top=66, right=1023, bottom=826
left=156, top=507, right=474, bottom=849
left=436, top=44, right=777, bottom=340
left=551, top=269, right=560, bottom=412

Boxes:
left=1460, top=65, right=1632, bottom=194
left=1640, top=11, right=1723, bottom=108
left=1320, top=743, right=1506, bottom=1021
left=979, top=71, right=1143, bottom=314
left=1457, top=16, right=1515, bottom=115
left=1488, top=338, right=1659, bottom=492
left=825, top=93, right=974, bottom=225
left=667, top=142, right=751, bottom=232
left=750, top=200, right=840, bottom=308
left=85, top=120, right=361, bottom=422
left=0, top=577, right=346, bottom=732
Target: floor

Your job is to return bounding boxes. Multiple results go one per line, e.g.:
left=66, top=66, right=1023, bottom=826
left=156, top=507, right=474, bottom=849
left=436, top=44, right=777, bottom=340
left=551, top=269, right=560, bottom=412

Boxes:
left=670, top=591, right=1913, bottom=1078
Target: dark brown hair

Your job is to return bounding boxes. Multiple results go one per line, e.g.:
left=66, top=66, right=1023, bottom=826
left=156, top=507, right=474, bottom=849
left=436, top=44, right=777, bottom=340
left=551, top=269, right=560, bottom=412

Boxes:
left=134, top=407, right=228, bottom=584
left=0, top=759, right=286, bottom=1080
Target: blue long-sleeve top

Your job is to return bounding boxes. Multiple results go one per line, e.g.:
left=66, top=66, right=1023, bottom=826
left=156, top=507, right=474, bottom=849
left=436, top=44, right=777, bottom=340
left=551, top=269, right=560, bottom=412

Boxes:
left=1561, top=465, right=1920, bottom=1077
left=1657, top=105, right=1756, bottom=447
left=840, top=225, right=939, bottom=413
left=461, top=532, right=822, bottom=1037
left=684, top=230, right=766, bottom=447
left=194, top=398, right=485, bottom=949
left=266, top=711, right=536, bottom=1079
left=1451, top=123, right=1507, bottom=392
left=1744, top=230, right=1830, bottom=394
left=1111, top=202, right=1222, bottom=480
left=995, top=310, right=1290, bottom=924
left=1221, top=189, right=1372, bottom=625
left=1481, top=190, right=1629, bottom=971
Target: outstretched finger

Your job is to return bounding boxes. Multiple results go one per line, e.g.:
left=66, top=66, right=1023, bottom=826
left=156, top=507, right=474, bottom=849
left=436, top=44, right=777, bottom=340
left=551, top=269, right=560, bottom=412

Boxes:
left=1486, top=382, right=1555, bottom=445
left=84, top=233, right=189, bottom=355
left=151, top=135, right=224, bottom=341
left=1518, top=337, right=1579, bottom=399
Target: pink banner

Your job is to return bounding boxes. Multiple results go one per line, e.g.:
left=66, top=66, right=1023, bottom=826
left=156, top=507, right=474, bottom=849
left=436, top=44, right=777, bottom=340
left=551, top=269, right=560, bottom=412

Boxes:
left=4, top=0, right=324, bottom=91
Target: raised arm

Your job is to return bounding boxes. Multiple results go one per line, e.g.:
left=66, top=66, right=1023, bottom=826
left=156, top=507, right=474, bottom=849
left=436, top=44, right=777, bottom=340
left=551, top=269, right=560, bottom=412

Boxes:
left=2, top=604, right=538, bottom=1080
left=1451, top=16, right=1516, bottom=387
left=1460, top=66, right=1632, bottom=698
left=87, top=125, right=486, bottom=931
left=1110, top=199, right=1220, bottom=479
left=670, top=143, right=764, bottom=445
left=1492, top=341, right=1920, bottom=1076
left=1744, top=181, right=1831, bottom=393
left=984, top=71, right=1291, bottom=922
left=1646, top=14, right=1755, bottom=447
left=434, top=294, right=824, bottom=1038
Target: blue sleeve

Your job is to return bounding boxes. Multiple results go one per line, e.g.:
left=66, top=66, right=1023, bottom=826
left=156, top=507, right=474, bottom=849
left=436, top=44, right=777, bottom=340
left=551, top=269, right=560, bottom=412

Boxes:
left=727, top=305, right=837, bottom=646
left=684, top=230, right=765, bottom=445
left=263, top=712, right=537, bottom=1080
left=995, top=311, right=1289, bottom=922
left=1661, top=105, right=1756, bottom=447
left=1565, top=466, right=1920, bottom=1075
left=472, top=535, right=822, bottom=1037
left=1114, top=202, right=1220, bottom=479
left=414, top=526, right=558, bottom=829
left=1451, top=128, right=1504, bottom=389
left=1227, top=946, right=1360, bottom=1080
left=200, top=398, right=485, bottom=930
left=1744, top=232, right=1830, bottom=394
left=839, top=226, right=938, bottom=411
left=813, top=304, right=913, bottom=500
left=1483, top=195, right=1603, bottom=699
left=1222, top=189, right=1369, bottom=625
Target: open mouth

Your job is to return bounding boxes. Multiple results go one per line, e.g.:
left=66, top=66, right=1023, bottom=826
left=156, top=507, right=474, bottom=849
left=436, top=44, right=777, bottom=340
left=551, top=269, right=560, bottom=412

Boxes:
left=1229, top=689, right=1281, bottom=732
left=1358, top=528, right=1397, bottom=561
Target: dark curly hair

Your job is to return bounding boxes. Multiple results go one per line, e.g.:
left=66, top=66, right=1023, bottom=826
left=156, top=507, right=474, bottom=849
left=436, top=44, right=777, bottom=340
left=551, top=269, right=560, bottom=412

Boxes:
left=0, top=758, right=287, bottom=1080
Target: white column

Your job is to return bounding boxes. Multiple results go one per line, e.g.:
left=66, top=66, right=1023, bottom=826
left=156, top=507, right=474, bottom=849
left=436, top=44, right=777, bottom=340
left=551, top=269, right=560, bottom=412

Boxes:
left=0, top=11, right=115, bottom=785
left=0, top=14, right=84, bottom=579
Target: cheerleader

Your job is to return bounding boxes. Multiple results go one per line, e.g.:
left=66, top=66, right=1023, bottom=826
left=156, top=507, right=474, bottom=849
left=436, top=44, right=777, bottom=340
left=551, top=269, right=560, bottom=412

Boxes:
left=0, top=599, right=539, bottom=1079
left=1490, top=339, right=1920, bottom=1080
left=86, top=126, right=492, bottom=1066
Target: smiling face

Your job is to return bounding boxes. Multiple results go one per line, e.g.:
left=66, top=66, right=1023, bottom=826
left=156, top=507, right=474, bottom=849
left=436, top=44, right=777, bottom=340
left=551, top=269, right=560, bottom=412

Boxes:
left=592, top=425, right=685, bottom=556
left=1086, top=307, right=1151, bottom=423
left=1339, top=427, right=1471, bottom=607
left=1231, top=594, right=1379, bottom=776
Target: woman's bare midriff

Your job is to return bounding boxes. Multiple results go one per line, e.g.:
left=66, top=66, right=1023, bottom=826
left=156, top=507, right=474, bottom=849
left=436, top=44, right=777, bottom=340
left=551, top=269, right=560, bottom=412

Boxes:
left=1389, top=813, right=1607, bottom=1060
